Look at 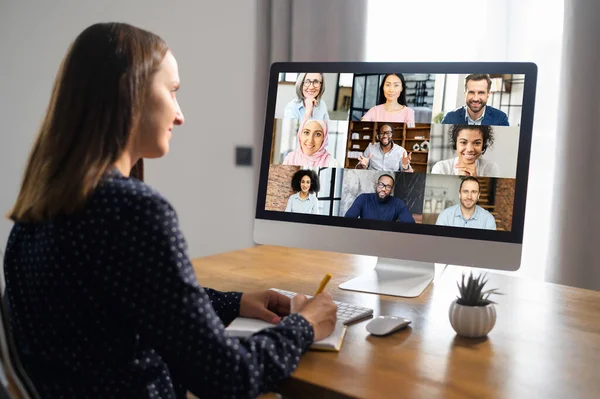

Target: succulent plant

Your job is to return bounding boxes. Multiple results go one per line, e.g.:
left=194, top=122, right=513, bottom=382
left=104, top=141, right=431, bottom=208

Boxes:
left=456, top=271, right=502, bottom=307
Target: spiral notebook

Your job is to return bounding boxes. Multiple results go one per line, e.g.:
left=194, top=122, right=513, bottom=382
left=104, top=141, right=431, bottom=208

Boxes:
left=226, top=317, right=347, bottom=352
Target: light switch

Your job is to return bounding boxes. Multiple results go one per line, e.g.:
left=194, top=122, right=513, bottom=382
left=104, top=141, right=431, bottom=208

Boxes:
left=235, top=146, right=253, bottom=166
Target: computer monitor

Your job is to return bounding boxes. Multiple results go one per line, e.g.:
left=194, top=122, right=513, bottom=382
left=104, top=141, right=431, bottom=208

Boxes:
left=254, top=62, right=537, bottom=298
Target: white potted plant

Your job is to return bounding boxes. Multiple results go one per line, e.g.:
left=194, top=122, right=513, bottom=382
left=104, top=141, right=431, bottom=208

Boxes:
left=449, top=272, right=502, bottom=338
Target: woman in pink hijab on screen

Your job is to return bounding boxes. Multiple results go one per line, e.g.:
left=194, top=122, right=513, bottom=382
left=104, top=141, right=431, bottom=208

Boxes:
left=282, top=119, right=341, bottom=168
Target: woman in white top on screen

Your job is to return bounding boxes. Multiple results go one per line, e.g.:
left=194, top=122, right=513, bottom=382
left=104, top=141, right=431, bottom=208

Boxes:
left=431, top=125, right=500, bottom=177
left=283, top=73, right=330, bottom=122
left=282, top=119, right=341, bottom=168
left=361, top=73, right=415, bottom=127
left=285, top=169, right=320, bottom=214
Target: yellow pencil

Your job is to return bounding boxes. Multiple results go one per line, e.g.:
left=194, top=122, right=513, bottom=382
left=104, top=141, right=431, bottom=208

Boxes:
left=314, top=273, right=332, bottom=296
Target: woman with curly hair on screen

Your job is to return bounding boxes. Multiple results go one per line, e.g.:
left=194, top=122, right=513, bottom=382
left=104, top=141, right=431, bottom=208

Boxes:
left=285, top=169, right=321, bottom=214
left=431, top=124, right=500, bottom=177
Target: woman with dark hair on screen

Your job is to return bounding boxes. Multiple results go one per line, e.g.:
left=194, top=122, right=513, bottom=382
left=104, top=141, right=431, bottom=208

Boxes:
left=3, top=22, right=336, bottom=398
left=431, top=124, right=500, bottom=177
left=285, top=169, right=321, bottom=214
left=361, top=73, right=415, bottom=126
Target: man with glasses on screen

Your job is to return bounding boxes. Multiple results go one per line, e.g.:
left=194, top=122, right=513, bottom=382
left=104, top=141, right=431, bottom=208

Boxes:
left=436, top=176, right=497, bottom=230
left=344, top=174, right=415, bottom=223
left=356, top=124, right=413, bottom=172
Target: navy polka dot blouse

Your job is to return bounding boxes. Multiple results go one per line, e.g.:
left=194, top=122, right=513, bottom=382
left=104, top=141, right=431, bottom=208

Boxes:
left=3, top=169, right=315, bottom=398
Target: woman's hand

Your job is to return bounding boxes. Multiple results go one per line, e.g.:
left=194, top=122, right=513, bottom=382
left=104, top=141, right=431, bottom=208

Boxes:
left=292, top=292, right=337, bottom=341
left=304, top=97, right=317, bottom=118
left=455, top=161, right=477, bottom=176
left=240, top=290, right=291, bottom=324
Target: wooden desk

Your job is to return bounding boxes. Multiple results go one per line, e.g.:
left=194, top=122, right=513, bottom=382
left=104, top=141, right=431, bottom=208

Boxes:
left=192, top=245, right=600, bottom=399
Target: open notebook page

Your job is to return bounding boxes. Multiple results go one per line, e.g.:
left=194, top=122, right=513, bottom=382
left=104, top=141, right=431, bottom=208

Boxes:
left=226, top=317, right=347, bottom=352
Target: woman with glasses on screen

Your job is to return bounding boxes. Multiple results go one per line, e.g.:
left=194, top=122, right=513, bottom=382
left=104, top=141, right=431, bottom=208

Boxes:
left=361, top=73, right=415, bottom=127
left=284, top=72, right=330, bottom=122
left=2, top=22, right=337, bottom=399
left=285, top=169, right=321, bottom=214
left=282, top=119, right=341, bottom=167
left=431, top=125, right=500, bottom=177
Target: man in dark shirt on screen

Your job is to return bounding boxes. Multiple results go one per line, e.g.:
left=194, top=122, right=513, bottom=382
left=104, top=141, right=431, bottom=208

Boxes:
left=344, top=174, right=415, bottom=223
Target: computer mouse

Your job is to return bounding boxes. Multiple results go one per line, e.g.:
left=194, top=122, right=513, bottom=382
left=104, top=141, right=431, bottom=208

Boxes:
left=366, top=316, right=411, bottom=336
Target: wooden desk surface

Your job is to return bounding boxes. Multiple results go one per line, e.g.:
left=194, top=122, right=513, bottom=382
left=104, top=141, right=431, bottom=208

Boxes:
left=192, top=245, right=600, bottom=399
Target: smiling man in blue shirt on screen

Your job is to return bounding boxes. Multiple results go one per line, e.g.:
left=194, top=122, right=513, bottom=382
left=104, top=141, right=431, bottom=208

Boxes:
left=344, top=174, right=415, bottom=223
left=441, top=74, right=509, bottom=126
left=436, top=176, right=497, bottom=230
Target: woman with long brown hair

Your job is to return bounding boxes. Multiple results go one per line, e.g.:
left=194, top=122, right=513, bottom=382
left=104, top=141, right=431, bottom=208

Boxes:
left=3, top=22, right=336, bottom=398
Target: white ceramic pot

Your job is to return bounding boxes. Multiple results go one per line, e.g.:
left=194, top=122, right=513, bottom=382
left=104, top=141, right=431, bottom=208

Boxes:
left=449, top=300, right=497, bottom=338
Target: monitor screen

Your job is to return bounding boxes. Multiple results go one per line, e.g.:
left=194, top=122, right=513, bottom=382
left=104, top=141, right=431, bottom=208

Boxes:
left=254, top=62, right=537, bottom=289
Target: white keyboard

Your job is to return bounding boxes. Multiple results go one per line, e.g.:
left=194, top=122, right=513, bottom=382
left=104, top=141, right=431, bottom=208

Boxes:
left=270, top=288, right=373, bottom=325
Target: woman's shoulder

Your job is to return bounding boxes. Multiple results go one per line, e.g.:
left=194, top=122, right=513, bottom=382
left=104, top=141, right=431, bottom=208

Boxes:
left=285, top=98, right=303, bottom=110
left=363, top=104, right=384, bottom=117
left=478, top=158, right=501, bottom=176
left=284, top=100, right=301, bottom=118
left=479, top=158, right=498, bottom=166
left=432, top=158, right=453, bottom=174
left=285, top=98, right=300, bottom=108
left=282, top=152, right=294, bottom=165
left=95, top=172, right=175, bottom=215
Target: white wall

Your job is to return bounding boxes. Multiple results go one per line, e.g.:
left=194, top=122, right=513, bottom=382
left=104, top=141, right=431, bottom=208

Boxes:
left=431, top=74, right=446, bottom=118
left=431, top=74, right=462, bottom=118
left=505, top=0, right=564, bottom=281
left=274, top=84, right=296, bottom=119
left=367, top=1, right=508, bottom=62
left=321, top=73, right=338, bottom=112
left=481, top=127, right=519, bottom=178
left=453, top=74, right=467, bottom=112
left=423, top=174, right=463, bottom=211
left=0, top=0, right=268, bottom=258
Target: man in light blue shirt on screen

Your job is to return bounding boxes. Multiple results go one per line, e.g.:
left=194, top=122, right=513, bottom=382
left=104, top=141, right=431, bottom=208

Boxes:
left=436, top=176, right=497, bottom=230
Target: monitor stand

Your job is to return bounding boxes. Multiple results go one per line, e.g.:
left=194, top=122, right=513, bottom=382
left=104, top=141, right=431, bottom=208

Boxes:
left=339, top=257, right=434, bottom=298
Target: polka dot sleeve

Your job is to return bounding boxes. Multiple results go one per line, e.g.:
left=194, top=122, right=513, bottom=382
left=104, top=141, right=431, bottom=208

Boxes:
left=102, top=179, right=315, bottom=398
left=204, top=288, right=242, bottom=326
